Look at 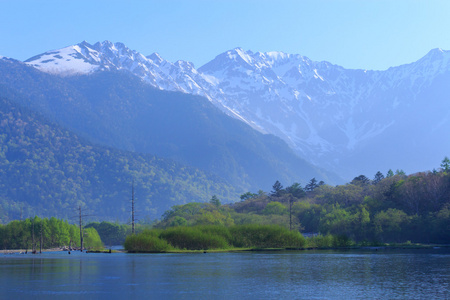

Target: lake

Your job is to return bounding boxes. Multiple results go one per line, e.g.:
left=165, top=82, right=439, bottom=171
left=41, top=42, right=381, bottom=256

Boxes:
left=1, top=248, right=449, bottom=299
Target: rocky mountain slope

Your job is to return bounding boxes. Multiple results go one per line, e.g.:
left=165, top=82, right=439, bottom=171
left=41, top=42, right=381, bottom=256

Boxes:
left=0, top=57, right=336, bottom=194
left=24, top=41, right=450, bottom=178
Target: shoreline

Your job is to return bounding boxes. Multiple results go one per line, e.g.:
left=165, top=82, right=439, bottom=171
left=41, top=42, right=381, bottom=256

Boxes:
left=0, top=248, right=64, bottom=254
left=3, top=244, right=449, bottom=255
left=126, top=244, right=450, bottom=254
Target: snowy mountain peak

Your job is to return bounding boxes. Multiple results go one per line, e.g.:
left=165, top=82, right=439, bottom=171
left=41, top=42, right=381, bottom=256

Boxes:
left=147, top=52, right=164, bottom=64
left=21, top=42, right=450, bottom=178
left=174, top=60, right=196, bottom=71
left=24, top=42, right=101, bottom=75
left=227, top=47, right=254, bottom=65
left=414, top=47, right=450, bottom=64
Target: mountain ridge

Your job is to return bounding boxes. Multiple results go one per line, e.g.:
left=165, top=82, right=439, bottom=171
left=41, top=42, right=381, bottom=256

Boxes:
left=22, top=42, right=450, bottom=178
left=0, top=96, right=239, bottom=222
left=0, top=58, right=338, bottom=192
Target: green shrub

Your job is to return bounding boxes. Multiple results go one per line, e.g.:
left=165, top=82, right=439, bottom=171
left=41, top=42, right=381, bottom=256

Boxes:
left=229, top=224, right=306, bottom=248
left=306, top=234, right=333, bottom=248
left=306, top=234, right=354, bottom=248
left=196, top=225, right=233, bottom=244
left=332, top=234, right=353, bottom=247
left=160, top=226, right=229, bottom=250
left=124, top=233, right=173, bottom=252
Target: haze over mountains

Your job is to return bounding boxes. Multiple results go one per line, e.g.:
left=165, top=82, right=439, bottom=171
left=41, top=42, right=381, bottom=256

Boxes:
left=25, top=41, right=450, bottom=178
left=0, top=45, right=338, bottom=220
left=0, top=40, right=449, bottom=220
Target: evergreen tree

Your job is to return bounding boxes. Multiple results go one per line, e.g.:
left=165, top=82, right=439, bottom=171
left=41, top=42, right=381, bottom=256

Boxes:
left=305, top=178, right=318, bottom=192
left=351, top=175, right=371, bottom=186
left=373, top=171, right=385, bottom=185
left=441, top=156, right=450, bottom=172
left=395, top=169, right=406, bottom=176
left=240, top=192, right=257, bottom=201
left=271, top=180, right=284, bottom=197
left=386, top=169, right=395, bottom=178
left=286, top=182, right=306, bottom=199
left=210, top=195, right=221, bottom=207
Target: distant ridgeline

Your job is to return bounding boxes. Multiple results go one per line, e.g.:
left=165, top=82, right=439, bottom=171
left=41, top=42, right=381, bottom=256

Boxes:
left=0, top=96, right=238, bottom=222
left=0, top=57, right=337, bottom=222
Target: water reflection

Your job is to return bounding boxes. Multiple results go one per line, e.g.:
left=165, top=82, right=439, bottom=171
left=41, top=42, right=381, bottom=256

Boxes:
left=0, top=249, right=449, bottom=299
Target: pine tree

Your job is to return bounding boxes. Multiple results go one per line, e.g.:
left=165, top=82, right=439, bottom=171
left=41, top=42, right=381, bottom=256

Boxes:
left=373, top=171, right=385, bottom=185
left=441, top=156, right=450, bottom=172
left=305, top=178, right=318, bottom=192
left=271, top=180, right=284, bottom=196
left=210, top=195, right=221, bottom=207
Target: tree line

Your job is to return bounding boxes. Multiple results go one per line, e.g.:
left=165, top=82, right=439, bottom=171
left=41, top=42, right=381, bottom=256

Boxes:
left=155, top=158, right=450, bottom=244
left=0, top=216, right=102, bottom=250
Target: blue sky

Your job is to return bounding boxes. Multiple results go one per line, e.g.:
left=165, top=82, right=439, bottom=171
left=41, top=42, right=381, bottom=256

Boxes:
left=1, top=0, right=450, bottom=70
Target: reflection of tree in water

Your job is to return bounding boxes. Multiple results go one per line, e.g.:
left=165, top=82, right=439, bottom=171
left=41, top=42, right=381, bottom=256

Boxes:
left=79, top=259, right=83, bottom=286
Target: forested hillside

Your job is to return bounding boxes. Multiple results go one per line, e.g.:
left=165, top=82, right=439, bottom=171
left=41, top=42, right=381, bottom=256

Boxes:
left=0, top=97, right=237, bottom=222
left=0, top=58, right=340, bottom=191
left=155, top=166, right=450, bottom=244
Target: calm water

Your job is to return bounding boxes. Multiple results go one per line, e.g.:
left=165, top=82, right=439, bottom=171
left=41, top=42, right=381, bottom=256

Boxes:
left=1, top=248, right=449, bottom=299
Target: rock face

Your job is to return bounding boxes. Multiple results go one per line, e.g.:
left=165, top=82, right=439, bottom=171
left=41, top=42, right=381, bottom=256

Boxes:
left=25, top=42, right=450, bottom=178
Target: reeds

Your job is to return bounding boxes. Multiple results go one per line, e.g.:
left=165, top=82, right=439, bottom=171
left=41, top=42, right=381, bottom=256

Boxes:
left=124, top=224, right=307, bottom=252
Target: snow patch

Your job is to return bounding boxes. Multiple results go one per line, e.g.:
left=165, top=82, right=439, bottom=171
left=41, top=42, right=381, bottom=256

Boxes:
left=313, top=69, right=324, bottom=81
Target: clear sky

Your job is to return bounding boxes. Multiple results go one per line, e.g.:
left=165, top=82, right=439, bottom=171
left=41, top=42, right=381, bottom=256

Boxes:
left=1, top=0, right=450, bottom=70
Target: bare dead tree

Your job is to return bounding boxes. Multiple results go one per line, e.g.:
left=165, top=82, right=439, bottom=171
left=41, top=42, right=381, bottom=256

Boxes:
left=132, top=179, right=135, bottom=235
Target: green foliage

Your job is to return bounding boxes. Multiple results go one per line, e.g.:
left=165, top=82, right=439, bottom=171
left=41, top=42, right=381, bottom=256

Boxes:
left=373, top=171, right=385, bottom=185
left=83, top=227, right=103, bottom=250
left=373, top=209, right=409, bottom=242
left=0, top=97, right=238, bottom=222
left=240, top=192, right=257, bottom=201
left=229, top=224, right=306, bottom=248
left=292, top=201, right=323, bottom=233
left=157, top=202, right=235, bottom=228
left=159, top=226, right=229, bottom=250
left=0, top=217, right=102, bottom=250
left=125, top=224, right=306, bottom=251
left=85, top=221, right=131, bottom=245
left=169, top=216, right=188, bottom=227
left=305, top=178, right=319, bottom=192
left=441, top=156, right=450, bottom=172
left=331, top=234, right=353, bottom=247
left=263, top=202, right=287, bottom=215
left=305, top=234, right=334, bottom=248
left=124, top=230, right=173, bottom=252
left=351, top=175, right=371, bottom=186
left=152, top=167, right=450, bottom=245
left=271, top=180, right=284, bottom=196
left=386, top=169, right=395, bottom=178
left=210, top=195, right=221, bottom=207
left=286, top=182, right=306, bottom=199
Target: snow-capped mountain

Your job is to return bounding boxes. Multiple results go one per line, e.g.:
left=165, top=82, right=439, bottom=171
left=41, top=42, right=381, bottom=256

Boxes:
left=24, top=41, right=450, bottom=178
left=25, top=41, right=212, bottom=96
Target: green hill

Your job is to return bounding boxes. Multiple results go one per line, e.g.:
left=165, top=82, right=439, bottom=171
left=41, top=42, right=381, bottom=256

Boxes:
left=0, top=97, right=237, bottom=223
